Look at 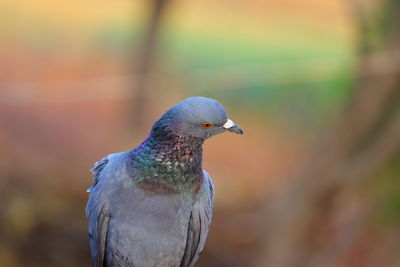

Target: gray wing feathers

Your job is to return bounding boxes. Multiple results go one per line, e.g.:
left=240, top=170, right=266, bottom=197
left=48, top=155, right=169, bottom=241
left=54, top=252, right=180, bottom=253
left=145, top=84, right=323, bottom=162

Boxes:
left=180, top=211, right=201, bottom=267
left=86, top=155, right=112, bottom=267
left=181, top=171, right=214, bottom=267
left=88, top=204, right=110, bottom=267
left=87, top=157, right=109, bottom=193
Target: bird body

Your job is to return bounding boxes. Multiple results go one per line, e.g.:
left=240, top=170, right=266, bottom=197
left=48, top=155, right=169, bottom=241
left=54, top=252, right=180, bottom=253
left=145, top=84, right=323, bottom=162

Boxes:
left=86, top=97, right=242, bottom=267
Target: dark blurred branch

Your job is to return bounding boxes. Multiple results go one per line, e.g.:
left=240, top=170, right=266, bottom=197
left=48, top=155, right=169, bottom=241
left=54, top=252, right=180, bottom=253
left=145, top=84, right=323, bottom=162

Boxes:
left=259, top=76, right=400, bottom=267
left=259, top=0, right=400, bottom=266
left=131, top=0, right=170, bottom=130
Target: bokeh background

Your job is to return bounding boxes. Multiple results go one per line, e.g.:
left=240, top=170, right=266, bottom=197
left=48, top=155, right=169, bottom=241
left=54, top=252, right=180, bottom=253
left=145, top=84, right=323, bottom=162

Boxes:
left=1, top=0, right=400, bottom=266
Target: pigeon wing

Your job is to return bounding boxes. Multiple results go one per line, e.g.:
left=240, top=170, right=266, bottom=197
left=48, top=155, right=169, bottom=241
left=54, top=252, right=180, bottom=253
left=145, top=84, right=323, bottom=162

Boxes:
left=86, top=156, right=112, bottom=267
left=180, top=170, right=214, bottom=267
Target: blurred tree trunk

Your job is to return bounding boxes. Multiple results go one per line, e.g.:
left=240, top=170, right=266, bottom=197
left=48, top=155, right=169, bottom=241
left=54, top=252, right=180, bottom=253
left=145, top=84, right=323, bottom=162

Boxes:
left=259, top=1, right=400, bottom=266
left=131, top=0, right=170, bottom=130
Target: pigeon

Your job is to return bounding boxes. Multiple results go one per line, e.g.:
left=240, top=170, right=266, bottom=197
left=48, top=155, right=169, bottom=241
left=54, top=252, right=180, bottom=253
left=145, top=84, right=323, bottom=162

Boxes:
left=86, top=96, right=243, bottom=267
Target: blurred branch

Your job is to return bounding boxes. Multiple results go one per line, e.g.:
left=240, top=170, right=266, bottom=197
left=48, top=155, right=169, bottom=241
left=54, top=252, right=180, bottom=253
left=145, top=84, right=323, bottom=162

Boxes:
left=359, top=50, right=400, bottom=77
left=131, top=0, right=170, bottom=130
left=259, top=0, right=400, bottom=266
left=259, top=76, right=400, bottom=267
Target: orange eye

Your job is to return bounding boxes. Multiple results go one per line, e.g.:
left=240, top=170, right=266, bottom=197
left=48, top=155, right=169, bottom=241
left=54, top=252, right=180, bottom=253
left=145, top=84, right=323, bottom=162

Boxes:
left=202, top=123, right=212, bottom=128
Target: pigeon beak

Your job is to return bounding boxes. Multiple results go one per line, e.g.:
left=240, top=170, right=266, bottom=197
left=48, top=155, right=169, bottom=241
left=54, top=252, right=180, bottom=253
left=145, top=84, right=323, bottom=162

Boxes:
left=222, top=119, right=243, bottom=135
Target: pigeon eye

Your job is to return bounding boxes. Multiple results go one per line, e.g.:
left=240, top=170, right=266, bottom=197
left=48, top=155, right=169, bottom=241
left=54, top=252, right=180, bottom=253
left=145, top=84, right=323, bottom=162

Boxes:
left=202, top=123, right=212, bottom=129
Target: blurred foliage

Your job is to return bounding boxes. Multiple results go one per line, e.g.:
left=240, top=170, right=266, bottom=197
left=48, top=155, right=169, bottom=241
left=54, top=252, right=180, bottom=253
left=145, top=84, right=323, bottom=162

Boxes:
left=359, top=0, right=400, bottom=52
left=370, top=152, right=400, bottom=226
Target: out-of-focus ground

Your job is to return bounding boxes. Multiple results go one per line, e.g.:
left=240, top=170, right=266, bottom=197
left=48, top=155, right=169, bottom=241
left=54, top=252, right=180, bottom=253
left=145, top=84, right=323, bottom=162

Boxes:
left=1, top=0, right=400, bottom=266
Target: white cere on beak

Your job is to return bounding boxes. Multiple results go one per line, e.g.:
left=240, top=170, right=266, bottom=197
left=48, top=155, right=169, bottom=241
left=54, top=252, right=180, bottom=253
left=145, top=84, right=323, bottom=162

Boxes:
left=223, top=119, right=235, bottom=129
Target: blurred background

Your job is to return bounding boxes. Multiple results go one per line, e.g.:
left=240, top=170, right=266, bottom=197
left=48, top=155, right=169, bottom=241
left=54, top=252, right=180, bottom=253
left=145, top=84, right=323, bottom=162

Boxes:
left=0, top=0, right=399, bottom=266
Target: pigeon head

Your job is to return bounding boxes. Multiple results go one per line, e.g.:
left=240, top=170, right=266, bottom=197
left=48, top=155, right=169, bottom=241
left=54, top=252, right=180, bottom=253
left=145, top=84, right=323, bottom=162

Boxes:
left=151, top=97, right=243, bottom=140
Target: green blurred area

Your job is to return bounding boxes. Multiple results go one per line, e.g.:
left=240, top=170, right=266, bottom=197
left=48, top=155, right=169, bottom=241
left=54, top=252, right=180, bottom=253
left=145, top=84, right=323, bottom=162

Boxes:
left=0, top=0, right=355, bottom=120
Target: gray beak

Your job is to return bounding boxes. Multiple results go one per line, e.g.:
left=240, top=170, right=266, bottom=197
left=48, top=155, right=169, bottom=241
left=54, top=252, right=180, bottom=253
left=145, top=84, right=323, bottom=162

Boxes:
left=222, top=119, right=244, bottom=135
